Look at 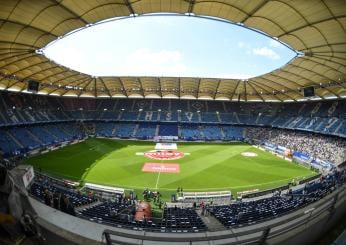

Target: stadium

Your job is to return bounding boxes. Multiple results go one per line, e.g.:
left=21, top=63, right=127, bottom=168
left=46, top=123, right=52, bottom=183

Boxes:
left=0, top=1, right=345, bottom=245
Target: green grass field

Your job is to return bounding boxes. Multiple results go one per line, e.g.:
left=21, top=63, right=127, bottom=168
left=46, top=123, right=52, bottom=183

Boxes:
left=25, top=138, right=316, bottom=197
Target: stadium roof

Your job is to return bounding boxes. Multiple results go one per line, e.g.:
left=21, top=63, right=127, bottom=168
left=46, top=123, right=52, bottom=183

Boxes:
left=0, top=0, right=345, bottom=101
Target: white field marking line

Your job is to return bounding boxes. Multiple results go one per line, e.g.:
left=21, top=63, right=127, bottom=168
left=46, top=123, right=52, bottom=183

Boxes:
left=155, top=171, right=161, bottom=189
left=89, top=174, right=313, bottom=191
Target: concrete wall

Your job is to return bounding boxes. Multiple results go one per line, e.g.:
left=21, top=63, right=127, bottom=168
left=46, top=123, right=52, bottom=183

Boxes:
left=31, top=183, right=346, bottom=245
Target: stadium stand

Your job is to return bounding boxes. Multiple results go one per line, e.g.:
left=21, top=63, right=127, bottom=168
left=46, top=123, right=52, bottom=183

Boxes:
left=246, top=127, right=345, bottom=165
left=25, top=167, right=346, bottom=234
left=158, top=124, right=178, bottom=136
left=0, top=1, right=345, bottom=244
left=210, top=169, right=346, bottom=228
left=203, top=126, right=222, bottom=140
left=135, top=123, right=157, bottom=139
left=30, top=176, right=96, bottom=210
left=0, top=91, right=345, bottom=237
left=79, top=203, right=206, bottom=232
left=79, top=201, right=141, bottom=229
left=0, top=91, right=345, bottom=165
left=160, top=207, right=207, bottom=232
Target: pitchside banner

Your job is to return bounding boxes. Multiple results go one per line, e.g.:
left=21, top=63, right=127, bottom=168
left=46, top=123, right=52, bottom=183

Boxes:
left=22, top=166, right=34, bottom=188
left=264, top=142, right=276, bottom=151
left=154, top=136, right=179, bottom=142
left=155, top=143, right=178, bottom=150
left=293, top=151, right=312, bottom=162
left=142, top=163, right=180, bottom=173
left=311, top=159, right=335, bottom=170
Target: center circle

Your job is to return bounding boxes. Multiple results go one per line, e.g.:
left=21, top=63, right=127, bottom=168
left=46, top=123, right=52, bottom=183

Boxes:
left=144, top=150, right=185, bottom=160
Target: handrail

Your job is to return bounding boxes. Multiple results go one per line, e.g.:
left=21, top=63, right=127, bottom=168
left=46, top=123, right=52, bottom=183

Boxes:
left=102, top=184, right=346, bottom=244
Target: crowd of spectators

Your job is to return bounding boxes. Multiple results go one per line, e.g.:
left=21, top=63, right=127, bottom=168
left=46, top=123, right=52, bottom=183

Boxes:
left=30, top=175, right=96, bottom=216
left=246, top=127, right=346, bottom=164
left=210, top=169, right=346, bottom=228
left=42, top=188, right=76, bottom=216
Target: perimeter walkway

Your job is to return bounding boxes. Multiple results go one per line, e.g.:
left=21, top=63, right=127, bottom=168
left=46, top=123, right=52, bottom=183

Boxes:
left=196, top=209, right=225, bottom=232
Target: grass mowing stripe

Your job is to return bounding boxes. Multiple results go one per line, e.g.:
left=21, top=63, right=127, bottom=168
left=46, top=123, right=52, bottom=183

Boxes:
left=25, top=138, right=317, bottom=200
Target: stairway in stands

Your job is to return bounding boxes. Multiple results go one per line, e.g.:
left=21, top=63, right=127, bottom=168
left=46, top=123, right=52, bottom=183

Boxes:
left=220, top=126, right=225, bottom=139
left=26, top=129, right=43, bottom=145
left=196, top=209, right=225, bottom=232
left=155, top=125, right=160, bottom=137
left=233, top=112, right=240, bottom=124
left=132, top=124, right=139, bottom=137
left=6, top=131, right=24, bottom=148
left=75, top=200, right=103, bottom=212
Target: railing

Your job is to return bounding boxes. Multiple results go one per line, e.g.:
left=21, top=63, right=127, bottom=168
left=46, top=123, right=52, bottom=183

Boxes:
left=182, top=190, right=232, bottom=205
left=102, top=184, right=346, bottom=244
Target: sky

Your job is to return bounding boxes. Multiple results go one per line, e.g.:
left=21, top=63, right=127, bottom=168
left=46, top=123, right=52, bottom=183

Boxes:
left=42, top=15, right=297, bottom=79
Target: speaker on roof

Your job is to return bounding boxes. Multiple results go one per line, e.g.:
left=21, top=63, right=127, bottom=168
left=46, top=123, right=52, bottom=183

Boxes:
left=27, top=80, right=39, bottom=93
left=303, top=86, right=315, bottom=97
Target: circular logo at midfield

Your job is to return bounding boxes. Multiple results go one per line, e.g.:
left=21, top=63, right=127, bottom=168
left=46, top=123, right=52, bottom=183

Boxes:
left=144, top=150, right=185, bottom=160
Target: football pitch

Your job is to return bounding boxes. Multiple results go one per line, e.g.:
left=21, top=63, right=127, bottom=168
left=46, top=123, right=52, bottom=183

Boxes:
left=25, top=138, right=317, bottom=196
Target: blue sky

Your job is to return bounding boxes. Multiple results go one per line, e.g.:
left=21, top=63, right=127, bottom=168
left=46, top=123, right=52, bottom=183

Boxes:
left=43, top=15, right=297, bottom=79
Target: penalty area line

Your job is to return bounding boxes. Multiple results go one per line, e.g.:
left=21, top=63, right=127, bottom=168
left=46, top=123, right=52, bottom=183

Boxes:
left=155, top=171, right=161, bottom=189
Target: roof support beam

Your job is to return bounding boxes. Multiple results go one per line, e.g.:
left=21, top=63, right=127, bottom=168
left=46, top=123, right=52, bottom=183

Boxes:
left=280, top=69, right=335, bottom=98
left=78, top=78, right=94, bottom=97
left=247, top=81, right=265, bottom=101
left=302, top=56, right=344, bottom=75
left=47, top=76, right=89, bottom=95
left=321, top=0, right=346, bottom=34
left=94, top=77, right=97, bottom=97
left=118, top=77, right=127, bottom=97
left=0, top=47, right=33, bottom=52
left=285, top=64, right=342, bottom=96
left=99, top=77, right=111, bottom=97
left=277, top=16, right=346, bottom=39
left=0, top=40, right=39, bottom=49
left=58, top=77, right=91, bottom=96
left=187, top=0, right=195, bottom=13
left=36, top=69, right=77, bottom=85
left=38, top=73, right=85, bottom=91
left=157, top=78, right=163, bottom=98
left=250, top=80, right=288, bottom=101
left=197, top=78, right=201, bottom=99
left=214, top=79, right=221, bottom=99
left=243, top=81, right=247, bottom=101
left=2, top=60, right=51, bottom=88
left=0, top=51, right=34, bottom=64
left=0, top=19, right=58, bottom=38
left=0, top=50, right=32, bottom=59
left=309, top=55, right=346, bottom=68
left=178, top=77, right=181, bottom=98
left=264, top=73, right=305, bottom=92
left=50, top=0, right=88, bottom=24
left=313, top=53, right=346, bottom=61
left=123, top=0, right=135, bottom=15
left=137, top=78, right=145, bottom=97
left=241, top=1, right=268, bottom=23
left=19, top=65, right=62, bottom=91
left=302, top=42, right=346, bottom=51
left=230, top=80, right=241, bottom=101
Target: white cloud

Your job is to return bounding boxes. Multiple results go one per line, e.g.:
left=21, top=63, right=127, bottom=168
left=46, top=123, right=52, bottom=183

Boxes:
left=252, top=47, right=280, bottom=60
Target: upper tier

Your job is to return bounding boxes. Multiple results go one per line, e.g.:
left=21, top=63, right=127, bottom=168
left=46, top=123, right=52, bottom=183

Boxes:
left=0, top=91, right=345, bottom=137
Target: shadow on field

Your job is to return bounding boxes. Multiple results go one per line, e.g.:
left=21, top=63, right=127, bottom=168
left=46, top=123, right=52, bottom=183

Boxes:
left=25, top=138, right=130, bottom=181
